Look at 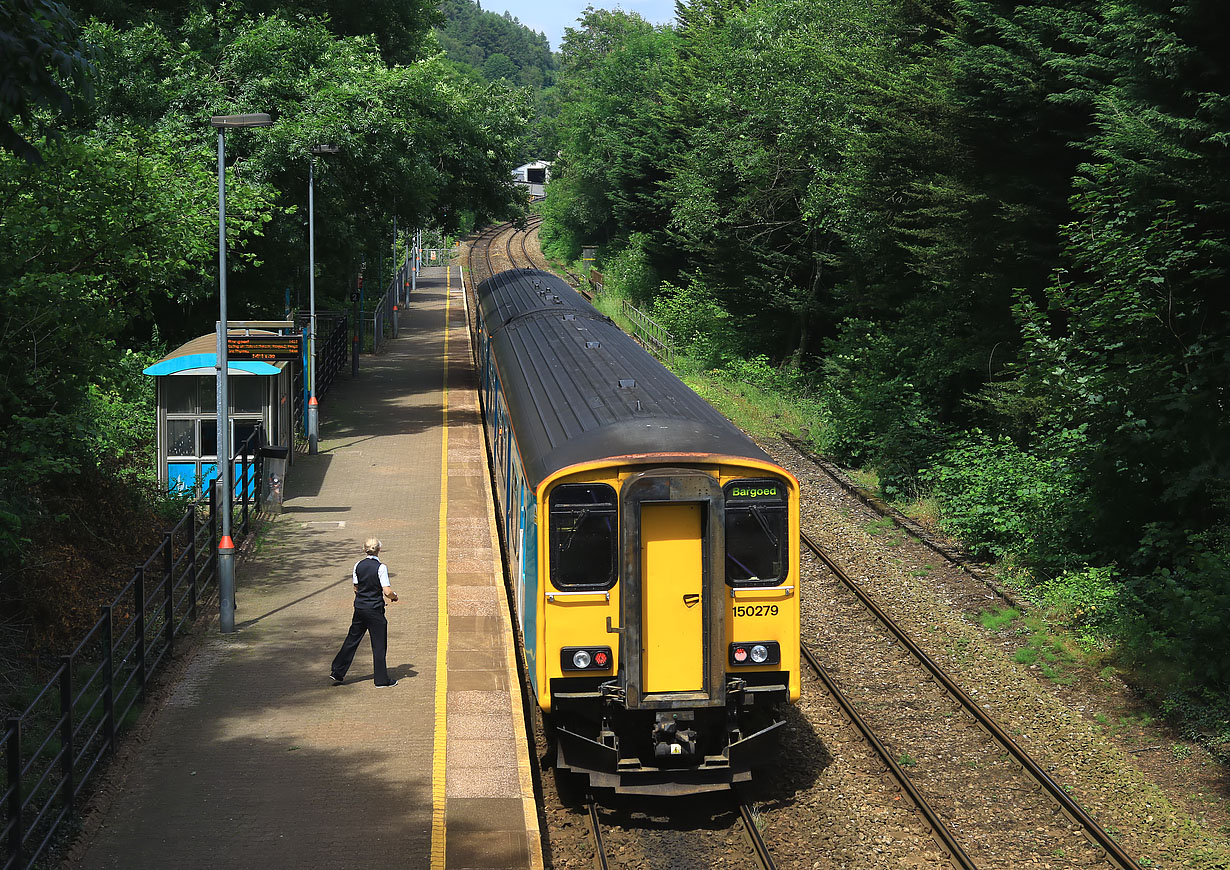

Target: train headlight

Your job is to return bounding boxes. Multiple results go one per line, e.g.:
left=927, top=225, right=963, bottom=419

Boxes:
left=729, top=641, right=780, bottom=666
left=561, top=646, right=613, bottom=671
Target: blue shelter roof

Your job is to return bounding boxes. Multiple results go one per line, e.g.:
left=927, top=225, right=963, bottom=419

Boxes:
left=143, top=332, right=286, bottom=377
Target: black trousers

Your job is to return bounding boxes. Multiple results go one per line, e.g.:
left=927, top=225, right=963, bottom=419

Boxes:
left=330, top=607, right=391, bottom=685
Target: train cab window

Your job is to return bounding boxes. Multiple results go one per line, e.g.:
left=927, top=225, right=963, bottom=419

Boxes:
left=724, top=479, right=788, bottom=586
left=549, top=483, right=617, bottom=589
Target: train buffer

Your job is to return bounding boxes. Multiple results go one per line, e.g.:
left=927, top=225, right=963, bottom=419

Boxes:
left=69, top=265, right=543, bottom=870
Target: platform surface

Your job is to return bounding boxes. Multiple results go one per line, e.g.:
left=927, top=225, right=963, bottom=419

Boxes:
left=69, top=265, right=542, bottom=870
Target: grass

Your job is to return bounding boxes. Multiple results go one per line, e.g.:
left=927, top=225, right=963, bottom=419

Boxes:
left=847, top=468, right=880, bottom=491
left=975, top=606, right=1086, bottom=684
left=900, top=495, right=941, bottom=529
left=864, top=517, right=895, bottom=536
left=979, top=607, right=1020, bottom=632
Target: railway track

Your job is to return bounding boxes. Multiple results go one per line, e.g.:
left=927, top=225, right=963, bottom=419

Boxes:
left=466, top=216, right=589, bottom=298
left=789, top=455, right=1140, bottom=867
left=584, top=792, right=778, bottom=869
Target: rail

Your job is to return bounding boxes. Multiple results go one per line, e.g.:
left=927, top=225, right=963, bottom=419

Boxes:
left=801, top=530, right=1139, bottom=870
left=293, top=312, right=349, bottom=434
left=736, top=796, right=777, bottom=870
left=800, top=643, right=976, bottom=869
left=369, top=290, right=394, bottom=354
left=619, top=299, right=675, bottom=363
left=2, top=427, right=267, bottom=870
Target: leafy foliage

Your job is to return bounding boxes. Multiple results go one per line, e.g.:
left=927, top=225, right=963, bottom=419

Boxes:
left=0, top=0, right=94, bottom=161
left=0, top=4, right=529, bottom=651
left=437, top=0, right=555, bottom=89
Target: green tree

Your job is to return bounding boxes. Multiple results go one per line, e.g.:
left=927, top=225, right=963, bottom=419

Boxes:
left=1003, top=0, right=1230, bottom=687
left=0, top=0, right=94, bottom=161
left=541, top=8, right=673, bottom=260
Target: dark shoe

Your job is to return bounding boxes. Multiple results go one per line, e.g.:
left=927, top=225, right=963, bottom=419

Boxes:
left=329, top=674, right=343, bottom=684
left=374, top=680, right=399, bottom=688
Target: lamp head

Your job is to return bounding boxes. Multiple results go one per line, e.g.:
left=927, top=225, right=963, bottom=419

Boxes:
left=211, top=113, right=274, bottom=128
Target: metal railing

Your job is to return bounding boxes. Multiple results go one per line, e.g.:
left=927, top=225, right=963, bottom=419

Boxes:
left=369, top=291, right=394, bottom=354
left=2, top=428, right=266, bottom=870
left=292, top=313, right=349, bottom=434
left=315, top=315, right=349, bottom=401
left=619, top=299, right=675, bottom=363
left=422, top=247, right=456, bottom=265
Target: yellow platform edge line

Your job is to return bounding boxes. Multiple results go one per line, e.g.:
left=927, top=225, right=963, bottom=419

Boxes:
left=460, top=262, right=546, bottom=870
left=430, top=265, right=452, bottom=869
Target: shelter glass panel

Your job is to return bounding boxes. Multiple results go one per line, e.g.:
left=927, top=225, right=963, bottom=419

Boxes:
left=165, top=377, right=197, bottom=414
left=198, top=375, right=216, bottom=413
left=199, top=419, right=217, bottom=458
left=231, top=376, right=264, bottom=414
left=167, top=419, right=195, bottom=457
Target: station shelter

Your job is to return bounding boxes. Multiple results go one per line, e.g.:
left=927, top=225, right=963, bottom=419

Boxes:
left=143, top=326, right=296, bottom=495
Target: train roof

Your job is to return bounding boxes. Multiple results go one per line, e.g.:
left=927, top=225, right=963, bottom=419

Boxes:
left=475, top=269, right=774, bottom=491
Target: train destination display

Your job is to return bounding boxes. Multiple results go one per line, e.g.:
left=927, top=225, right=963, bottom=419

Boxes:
left=226, top=334, right=302, bottom=361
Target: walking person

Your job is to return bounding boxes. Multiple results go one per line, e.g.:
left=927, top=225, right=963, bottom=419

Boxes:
left=330, top=537, right=400, bottom=687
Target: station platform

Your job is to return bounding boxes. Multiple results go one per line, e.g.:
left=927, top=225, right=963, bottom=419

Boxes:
left=68, top=266, right=543, bottom=870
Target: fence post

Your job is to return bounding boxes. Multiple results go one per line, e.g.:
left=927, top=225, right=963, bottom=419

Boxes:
left=6, top=717, right=21, bottom=867
left=255, top=425, right=264, bottom=516
left=189, top=506, right=198, bottom=622
left=241, top=450, right=250, bottom=536
left=209, top=480, right=219, bottom=592
left=101, top=606, right=115, bottom=751
left=134, top=565, right=147, bottom=700
left=163, top=532, right=174, bottom=657
left=59, top=656, right=75, bottom=815
left=351, top=296, right=360, bottom=377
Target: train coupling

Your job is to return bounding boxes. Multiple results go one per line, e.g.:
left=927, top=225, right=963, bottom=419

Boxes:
left=651, top=712, right=697, bottom=762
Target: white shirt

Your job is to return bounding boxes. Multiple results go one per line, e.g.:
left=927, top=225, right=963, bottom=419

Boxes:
left=353, top=555, right=391, bottom=588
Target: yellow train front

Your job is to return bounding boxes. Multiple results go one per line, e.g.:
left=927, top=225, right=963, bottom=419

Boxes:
left=474, top=269, right=800, bottom=796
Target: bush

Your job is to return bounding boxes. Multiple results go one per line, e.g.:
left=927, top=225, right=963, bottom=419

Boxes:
left=923, top=427, right=1087, bottom=566
left=603, top=232, right=657, bottom=304
left=1121, top=531, right=1230, bottom=691
left=1037, top=564, right=1120, bottom=627
left=815, top=321, right=940, bottom=493
left=652, top=278, right=737, bottom=368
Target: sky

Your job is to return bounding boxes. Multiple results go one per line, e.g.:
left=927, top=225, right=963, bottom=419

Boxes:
left=481, top=0, right=678, bottom=51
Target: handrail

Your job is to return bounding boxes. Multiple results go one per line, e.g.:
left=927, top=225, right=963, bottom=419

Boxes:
left=2, top=425, right=268, bottom=870
left=619, top=298, right=674, bottom=362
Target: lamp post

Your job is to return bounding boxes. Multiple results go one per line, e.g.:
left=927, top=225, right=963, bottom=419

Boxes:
left=211, top=112, right=273, bottom=634
left=307, top=144, right=339, bottom=454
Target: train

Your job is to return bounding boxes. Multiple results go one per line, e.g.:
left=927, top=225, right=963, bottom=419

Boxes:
left=471, top=268, right=801, bottom=796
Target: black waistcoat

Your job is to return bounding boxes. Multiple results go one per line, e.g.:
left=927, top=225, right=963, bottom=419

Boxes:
left=354, top=558, right=385, bottom=610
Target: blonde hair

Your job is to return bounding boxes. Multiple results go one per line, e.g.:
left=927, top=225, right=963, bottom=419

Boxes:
left=363, top=537, right=382, bottom=555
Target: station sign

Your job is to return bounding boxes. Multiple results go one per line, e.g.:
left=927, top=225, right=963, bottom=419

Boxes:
left=227, top=334, right=302, bottom=361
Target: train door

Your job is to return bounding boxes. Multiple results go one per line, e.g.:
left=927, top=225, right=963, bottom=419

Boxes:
left=640, top=503, right=704, bottom=692
left=620, top=470, right=726, bottom=710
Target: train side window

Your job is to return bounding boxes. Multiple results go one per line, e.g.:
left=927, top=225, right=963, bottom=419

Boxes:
left=549, top=483, right=617, bottom=589
left=724, top=479, right=787, bottom=586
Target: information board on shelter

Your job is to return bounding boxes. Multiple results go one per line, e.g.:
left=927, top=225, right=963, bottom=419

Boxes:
left=227, top=335, right=301, bottom=360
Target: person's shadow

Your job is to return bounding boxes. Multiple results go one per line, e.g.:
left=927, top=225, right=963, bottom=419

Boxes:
left=349, top=664, right=418, bottom=683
